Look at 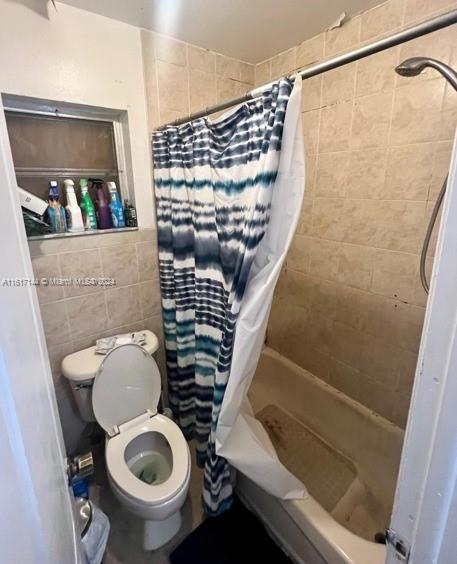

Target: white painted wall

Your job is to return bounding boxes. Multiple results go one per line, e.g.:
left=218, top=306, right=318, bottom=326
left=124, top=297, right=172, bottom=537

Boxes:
left=0, top=0, right=154, bottom=227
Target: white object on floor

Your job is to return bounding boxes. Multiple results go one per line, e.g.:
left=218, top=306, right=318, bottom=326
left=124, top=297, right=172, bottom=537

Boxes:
left=92, top=343, right=190, bottom=551
left=215, top=76, right=306, bottom=500
left=95, top=331, right=147, bottom=355
left=81, top=502, right=110, bottom=564
left=61, top=329, right=159, bottom=422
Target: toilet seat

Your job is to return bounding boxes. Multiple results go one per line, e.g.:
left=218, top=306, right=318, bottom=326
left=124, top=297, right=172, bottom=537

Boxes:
left=106, top=414, right=190, bottom=506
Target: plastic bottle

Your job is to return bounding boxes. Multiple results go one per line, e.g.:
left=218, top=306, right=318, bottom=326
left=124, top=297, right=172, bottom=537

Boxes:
left=123, top=199, right=138, bottom=227
left=47, top=181, right=67, bottom=233
left=93, top=180, right=112, bottom=230
left=107, top=181, right=125, bottom=228
left=64, top=179, right=85, bottom=233
left=79, top=179, right=97, bottom=230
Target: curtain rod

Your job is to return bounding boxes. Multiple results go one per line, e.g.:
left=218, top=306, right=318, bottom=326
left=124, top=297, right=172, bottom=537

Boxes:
left=154, top=8, right=457, bottom=131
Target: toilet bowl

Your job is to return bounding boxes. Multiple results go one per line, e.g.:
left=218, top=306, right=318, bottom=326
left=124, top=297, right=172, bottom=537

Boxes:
left=91, top=343, right=191, bottom=551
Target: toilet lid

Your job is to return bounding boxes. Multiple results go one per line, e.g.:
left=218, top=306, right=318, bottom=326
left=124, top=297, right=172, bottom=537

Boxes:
left=92, top=343, right=162, bottom=436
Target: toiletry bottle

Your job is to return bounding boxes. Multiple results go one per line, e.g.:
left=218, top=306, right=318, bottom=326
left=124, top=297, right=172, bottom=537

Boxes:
left=47, top=180, right=67, bottom=233
left=79, top=178, right=97, bottom=230
left=107, top=181, right=125, bottom=228
left=64, top=179, right=85, bottom=233
left=124, top=199, right=138, bottom=227
left=93, top=179, right=112, bottom=229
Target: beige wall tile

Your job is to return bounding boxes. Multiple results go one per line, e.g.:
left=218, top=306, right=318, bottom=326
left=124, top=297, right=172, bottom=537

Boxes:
left=390, top=80, right=446, bottom=145
left=106, top=285, right=142, bottom=328
left=255, top=60, right=271, bottom=86
left=319, top=101, right=352, bottom=153
left=189, top=68, right=217, bottom=113
left=360, top=0, right=403, bottom=41
left=240, top=62, right=255, bottom=84
left=301, top=75, right=322, bottom=112
left=430, top=141, right=454, bottom=199
left=322, top=64, right=356, bottom=106
left=313, top=198, right=379, bottom=245
left=139, top=280, right=161, bottom=318
left=383, top=143, right=435, bottom=200
left=355, top=49, right=398, bottom=98
left=296, top=197, right=314, bottom=235
left=31, top=254, right=63, bottom=304
left=66, top=292, right=108, bottom=340
left=188, top=45, right=215, bottom=73
left=137, top=241, right=159, bottom=282
left=287, top=234, right=311, bottom=273
left=216, top=76, right=242, bottom=103
left=297, top=34, right=324, bottom=69
left=404, top=0, right=457, bottom=24
left=345, top=148, right=387, bottom=199
left=101, top=244, right=139, bottom=287
left=216, top=54, right=241, bottom=80
left=304, top=154, right=317, bottom=197
left=337, top=243, right=374, bottom=290
left=154, top=35, right=187, bottom=66
left=41, top=300, right=70, bottom=346
left=351, top=90, right=393, bottom=149
left=271, top=47, right=296, bottom=79
left=157, top=60, right=189, bottom=113
left=325, top=16, right=361, bottom=57
left=371, top=249, right=426, bottom=306
left=315, top=152, right=349, bottom=197
left=308, top=237, right=341, bottom=280
left=60, top=249, right=103, bottom=298
left=301, top=109, right=321, bottom=155
left=375, top=200, right=427, bottom=253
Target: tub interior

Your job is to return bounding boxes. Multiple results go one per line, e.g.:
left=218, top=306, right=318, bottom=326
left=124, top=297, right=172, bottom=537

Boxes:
left=249, top=347, right=404, bottom=543
left=124, top=431, right=173, bottom=486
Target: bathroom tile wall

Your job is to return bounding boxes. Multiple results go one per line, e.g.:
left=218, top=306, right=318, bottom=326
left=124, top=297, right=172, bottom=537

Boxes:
left=140, top=30, right=255, bottom=132
left=258, top=0, right=457, bottom=427
left=28, top=229, right=163, bottom=452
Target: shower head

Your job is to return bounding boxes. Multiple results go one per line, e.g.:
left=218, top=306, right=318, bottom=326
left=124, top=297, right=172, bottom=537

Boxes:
left=395, top=57, right=457, bottom=90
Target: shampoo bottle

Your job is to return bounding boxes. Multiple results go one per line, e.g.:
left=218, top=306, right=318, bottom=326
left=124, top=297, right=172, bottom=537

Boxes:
left=124, top=199, right=138, bottom=227
left=107, top=181, right=125, bottom=228
left=64, top=179, right=85, bottom=233
left=79, top=178, right=97, bottom=230
left=47, top=181, right=67, bottom=233
left=93, top=180, right=112, bottom=229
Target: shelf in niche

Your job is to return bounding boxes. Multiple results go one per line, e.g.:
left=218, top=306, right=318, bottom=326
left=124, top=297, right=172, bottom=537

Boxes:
left=27, top=226, right=138, bottom=241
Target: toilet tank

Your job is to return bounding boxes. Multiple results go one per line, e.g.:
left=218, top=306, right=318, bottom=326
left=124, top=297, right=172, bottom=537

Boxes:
left=61, top=330, right=160, bottom=422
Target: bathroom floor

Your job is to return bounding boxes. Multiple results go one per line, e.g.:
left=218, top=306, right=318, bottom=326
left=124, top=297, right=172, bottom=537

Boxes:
left=88, top=437, right=204, bottom=564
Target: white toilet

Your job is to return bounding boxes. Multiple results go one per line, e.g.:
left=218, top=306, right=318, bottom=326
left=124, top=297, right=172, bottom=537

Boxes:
left=62, top=336, right=191, bottom=550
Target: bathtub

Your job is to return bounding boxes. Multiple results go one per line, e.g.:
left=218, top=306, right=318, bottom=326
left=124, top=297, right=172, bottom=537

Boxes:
left=236, top=347, right=404, bottom=564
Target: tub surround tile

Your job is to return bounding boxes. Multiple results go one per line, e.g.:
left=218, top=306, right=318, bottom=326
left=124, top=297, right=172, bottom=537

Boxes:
left=360, top=0, right=404, bottom=41
left=270, top=47, right=297, bottom=79
left=154, top=35, right=187, bottom=66
left=318, top=101, right=352, bottom=153
left=41, top=301, right=70, bottom=346
left=188, top=45, right=216, bottom=73
left=60, top=249, right=103, bottom=298
left=264, top=0, right=456, bottom=426
left=255, top=60, right=271, bottom=86
left=296, top=34, right=324, bottom=69
left=106, top=285, right=142, bottom=329
left=157, top=60, right=190, bottom=114
left=66, top=293, right=108, bottom=340
left=101, top=244, right=139, bottom=288
left=31, top=254, right=64, bottom=304
left=325, top=16, right=361, bottom=57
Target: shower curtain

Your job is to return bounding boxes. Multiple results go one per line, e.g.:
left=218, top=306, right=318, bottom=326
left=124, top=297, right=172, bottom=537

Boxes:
left=153, top=77, right=305, bottom=515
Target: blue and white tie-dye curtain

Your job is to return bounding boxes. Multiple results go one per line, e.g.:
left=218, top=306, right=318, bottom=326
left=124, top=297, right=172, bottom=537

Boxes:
left=153, top=79, right=293, bottom=515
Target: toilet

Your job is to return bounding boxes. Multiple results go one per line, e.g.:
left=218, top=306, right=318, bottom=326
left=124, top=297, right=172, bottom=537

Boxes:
left=62, top=336, right=191, bottom=551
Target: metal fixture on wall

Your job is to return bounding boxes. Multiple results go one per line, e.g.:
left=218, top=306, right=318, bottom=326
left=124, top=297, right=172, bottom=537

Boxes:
left=155, top=9, right=457, bottom=130
left=395, top=57, right=457, bottom=294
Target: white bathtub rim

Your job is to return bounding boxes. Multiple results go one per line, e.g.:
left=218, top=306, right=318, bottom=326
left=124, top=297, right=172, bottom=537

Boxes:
left=283, top=495, right=386, bottom=564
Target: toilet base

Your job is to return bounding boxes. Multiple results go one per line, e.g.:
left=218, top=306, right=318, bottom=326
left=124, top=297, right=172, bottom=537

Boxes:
left=143, top=510, right=182, bottom=551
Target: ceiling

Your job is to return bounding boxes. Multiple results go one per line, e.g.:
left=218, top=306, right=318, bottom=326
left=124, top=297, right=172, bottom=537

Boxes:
left=58, top=0, right=383, bottom=63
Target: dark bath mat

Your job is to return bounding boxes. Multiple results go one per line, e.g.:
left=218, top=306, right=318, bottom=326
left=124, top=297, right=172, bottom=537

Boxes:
left=170, top=496, right=293, bottom=564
